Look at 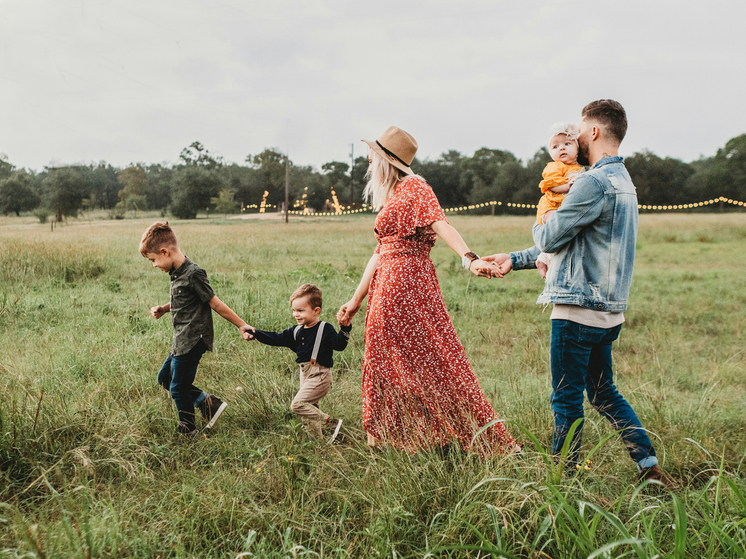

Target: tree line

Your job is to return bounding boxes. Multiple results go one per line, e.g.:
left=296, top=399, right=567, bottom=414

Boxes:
left=1, top=134, right=744, bottom=220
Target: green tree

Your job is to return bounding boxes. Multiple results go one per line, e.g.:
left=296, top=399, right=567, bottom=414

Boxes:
left=85, top=163, right=120, bottom=209
left=414, top=151, right=467, bottom=208
left=625, top=149, right=694, bottom=205
left=210, top=188, right=240, bottom=218
left=170, top=166, right=224, bottom=219
left=0, top=154, right=12, bottom=182
left=510, top=147, right=552, bottom=209
left=179, top=141, right=223, bottom=169
left=117, top=166, right=148, bottom=212
left=0, top=170, right=40, bottom=215
left=351, top=155, right=369, bottom=208
left=462, top=148, right=525, bottom=211
left=247, top=149, right=288, bottom=208
left=43, top=166, right=90, bottom=220
left=704, top=134, right=746, bottom=202
left=144, top=164, right=173, bottom=210
left=683, top=156, right=714, bottom=202
left=322, top=161, right=349, bottom=210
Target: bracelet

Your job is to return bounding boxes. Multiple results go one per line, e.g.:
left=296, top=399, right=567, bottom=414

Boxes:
left=461, top=251, right=479, bottom=270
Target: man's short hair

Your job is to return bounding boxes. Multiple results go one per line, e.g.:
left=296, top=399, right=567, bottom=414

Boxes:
left=139, top=221, right=179, bottom=256
left=290, top=283, right=323, bottom=309
left=581, top=99, right=628, bottom=145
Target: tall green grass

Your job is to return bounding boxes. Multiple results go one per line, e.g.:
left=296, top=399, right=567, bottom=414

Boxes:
left=0, top=213, right=744, bottom=557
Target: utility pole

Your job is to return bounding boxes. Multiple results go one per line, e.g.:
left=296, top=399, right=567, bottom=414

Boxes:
left=349, top=143, right=354, bottom=208
left=285, top=152, right=289, bottom=224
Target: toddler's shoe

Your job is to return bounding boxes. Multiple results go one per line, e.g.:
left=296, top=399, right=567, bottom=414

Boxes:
left=199, top=395, right=228, bottom=429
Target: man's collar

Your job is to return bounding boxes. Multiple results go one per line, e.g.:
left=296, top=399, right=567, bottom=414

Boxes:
left=591, top=155, right=624, bottom=169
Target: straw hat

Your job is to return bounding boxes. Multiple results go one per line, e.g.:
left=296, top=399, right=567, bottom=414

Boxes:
left=362, top=126, right=418, bottom=175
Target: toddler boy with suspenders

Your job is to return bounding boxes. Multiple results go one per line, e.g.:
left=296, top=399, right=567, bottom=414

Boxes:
left=242, top=284, right=350, bottom=441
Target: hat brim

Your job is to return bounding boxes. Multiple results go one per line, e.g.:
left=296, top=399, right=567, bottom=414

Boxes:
left=362, top=139, right=413, bottom=176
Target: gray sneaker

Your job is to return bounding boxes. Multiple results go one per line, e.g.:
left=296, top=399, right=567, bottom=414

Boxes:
left=198, top=395, right=227, bottom=429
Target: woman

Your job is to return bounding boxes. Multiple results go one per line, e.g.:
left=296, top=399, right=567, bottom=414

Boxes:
left=337, top=126, right=519, bottom=456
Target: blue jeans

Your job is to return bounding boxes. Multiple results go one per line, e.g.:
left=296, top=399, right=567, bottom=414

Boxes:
left=550, top=320, right=657, bottom=470
left=157, top=340, right=208, bottom=432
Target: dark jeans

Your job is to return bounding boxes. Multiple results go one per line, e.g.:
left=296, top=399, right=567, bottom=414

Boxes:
left=157, top=340, right=208, bottom=432
left=550, top=320, right=657, bottom=470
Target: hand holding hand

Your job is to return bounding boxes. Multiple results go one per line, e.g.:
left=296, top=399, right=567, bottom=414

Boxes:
left=470, top=258, right=503, bottom=279
left=482, top=253, right=513, bottom=277
left=150, top=305, right=167, bottom=319
left=337, top=299, right=361, bottom=326
left=240, top=324, right=256, bottom=341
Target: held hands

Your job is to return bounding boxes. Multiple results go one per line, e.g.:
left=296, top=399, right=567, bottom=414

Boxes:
left=481, top=254, right=513, bottom=277
left=469, top=258, right=504, bottom=279
left=150, top=305, right=168, bottom=319
left=239, top=324, right=256, bottom=341
left=337, top=299, right=360, bottom=327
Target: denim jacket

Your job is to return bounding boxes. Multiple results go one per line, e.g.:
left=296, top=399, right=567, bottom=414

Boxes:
left=510, top=156, right=638, bottom=312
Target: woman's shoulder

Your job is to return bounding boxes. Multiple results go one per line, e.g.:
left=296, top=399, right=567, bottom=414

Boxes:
left=398, top=175, right=432, bottom=194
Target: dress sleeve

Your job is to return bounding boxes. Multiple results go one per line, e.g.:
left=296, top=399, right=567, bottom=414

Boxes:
left=395, top=178, right=447, bottom=238
left=539, top=162, right=568, bottom=193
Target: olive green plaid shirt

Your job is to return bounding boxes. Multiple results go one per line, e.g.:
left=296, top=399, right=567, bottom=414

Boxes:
left=169, top=258, right=215, bottom=356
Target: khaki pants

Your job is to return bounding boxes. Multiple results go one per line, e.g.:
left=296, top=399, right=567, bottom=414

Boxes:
left=291, top=362, right=332, bottom=438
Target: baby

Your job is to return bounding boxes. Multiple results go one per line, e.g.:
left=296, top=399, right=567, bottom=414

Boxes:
left=535, top=122, right=584, bottom=278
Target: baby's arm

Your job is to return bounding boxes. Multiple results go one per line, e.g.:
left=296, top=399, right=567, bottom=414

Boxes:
left=249, top=327, right=295, bottom=347
left=549, top=182, right=571, bottom=194
left=150, top=303, right=170, bottom=319
left=327, top=323, right=352, bottom=352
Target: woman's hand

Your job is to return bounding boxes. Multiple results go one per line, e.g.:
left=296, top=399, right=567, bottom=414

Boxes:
left=469, top=258, right=503, bottom=278
left=337, top=299, right=362, bottom=326
left=481, top=254, right=513, bottom=277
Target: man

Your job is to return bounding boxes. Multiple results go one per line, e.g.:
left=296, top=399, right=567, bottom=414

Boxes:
left=485, top=100, right=675, bottom=488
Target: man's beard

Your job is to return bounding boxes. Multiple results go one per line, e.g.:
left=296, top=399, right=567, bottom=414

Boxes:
left=577, top=143, right=590, bottom=166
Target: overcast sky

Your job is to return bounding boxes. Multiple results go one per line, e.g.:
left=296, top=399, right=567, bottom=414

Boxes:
left=1, top=0, right=744, bottom=171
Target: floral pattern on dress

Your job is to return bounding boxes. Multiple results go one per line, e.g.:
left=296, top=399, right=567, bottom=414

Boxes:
left=362, top=176, right=517, bottom=456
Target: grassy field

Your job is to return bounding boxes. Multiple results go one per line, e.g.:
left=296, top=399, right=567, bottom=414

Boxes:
left=0, top=212, right=744, bottom=558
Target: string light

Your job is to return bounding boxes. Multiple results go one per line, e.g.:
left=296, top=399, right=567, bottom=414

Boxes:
left=254, top=196, right=745, bottom=217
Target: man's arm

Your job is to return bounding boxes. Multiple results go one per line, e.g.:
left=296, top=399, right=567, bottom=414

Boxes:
left=532, top=175, right=604, bottom=253
left=482, top=245, right=541, bottom=274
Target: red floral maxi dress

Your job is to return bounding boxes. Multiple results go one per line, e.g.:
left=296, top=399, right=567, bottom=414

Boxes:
left=362, top=176, right=517, bottom=456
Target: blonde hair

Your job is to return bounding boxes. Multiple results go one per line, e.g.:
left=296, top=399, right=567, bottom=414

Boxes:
left=363, top=151, right=423, bottom=210
left=139, top=221, right=178, bottom=256
left=290, top=283, right=322, bottom=309
left=547, top=122, right=580, bottom=148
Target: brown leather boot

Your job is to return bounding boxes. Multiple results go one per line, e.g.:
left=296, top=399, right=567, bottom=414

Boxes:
left=637, top=465, right=677, bottom=491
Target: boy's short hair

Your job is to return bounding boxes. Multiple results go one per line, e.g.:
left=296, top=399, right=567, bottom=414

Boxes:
left=290, top=284, right=322, bottom=309
left=581, top=99, right=628, bottom=145
left=140, top=221, right=179, bottom=256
